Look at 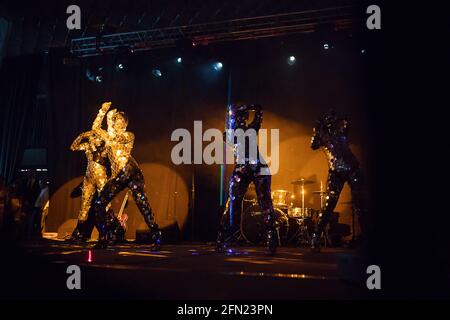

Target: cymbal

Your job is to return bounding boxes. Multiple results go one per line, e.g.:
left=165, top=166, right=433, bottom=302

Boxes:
left=290, top=178, right=316, bottom=185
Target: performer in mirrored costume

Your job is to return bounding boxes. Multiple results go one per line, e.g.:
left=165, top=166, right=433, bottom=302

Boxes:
left=89, top=104, right=161, bottom=250
left=69, top=102, right=125, bottom=243
left=216, top=103, right=277, bottom=255
left=310, top=110, right=366, bottom=252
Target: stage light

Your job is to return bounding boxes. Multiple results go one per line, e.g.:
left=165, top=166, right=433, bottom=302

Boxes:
left=152, top=68, right=162, bottom=77
left=177, top=57, right=182, bottom=63
left=86, top=66, right=104, bottom=83
left=323, top=43, right=330, bottom=50
left=361, top=49, right=366, bottom=54
left=213, top=62, right=223, bottom=71
left=115, top=63, right=124, bottom=71
left=287, top=55, right=296, bottom=65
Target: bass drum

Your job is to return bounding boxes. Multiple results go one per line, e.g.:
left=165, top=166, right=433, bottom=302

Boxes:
left=240, top=204, right=289, bottom=245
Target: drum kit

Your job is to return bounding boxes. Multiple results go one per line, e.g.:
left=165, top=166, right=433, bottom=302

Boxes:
left=240, top=177, right=327, bottom=247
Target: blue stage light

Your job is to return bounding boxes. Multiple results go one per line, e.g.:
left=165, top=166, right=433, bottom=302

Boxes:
left=288, top=55, right=296, bottom=65
left=152, top=69, right=162, bottom=77
left=115, top=63, right=124, bottom=72
left=213, top=62, right=223, bottom=71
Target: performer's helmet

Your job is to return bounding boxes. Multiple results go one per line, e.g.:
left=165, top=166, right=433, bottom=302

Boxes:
left=112, top=111, right=128, bottom=132
left=231, top=103, right=249, bottom=123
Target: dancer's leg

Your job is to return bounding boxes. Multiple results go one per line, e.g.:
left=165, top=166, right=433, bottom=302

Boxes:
left=254, top=173, right=277, bottom=255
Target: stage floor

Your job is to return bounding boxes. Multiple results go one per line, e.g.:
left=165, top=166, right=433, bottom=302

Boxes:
left=2, top=240, right=369, bottom=299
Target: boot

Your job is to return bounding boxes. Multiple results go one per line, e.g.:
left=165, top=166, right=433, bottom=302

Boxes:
left=311, top=232, right=321, bottom=253
left=149, top=225, right=162, bottom=251
left=215, top=227, right=227, bottom=253
left=106, top=213, right=126, bottom=245
left=68, top=221, right=89, bottom=244
left=93, top=238, right=108, bottom=249
left=94, top=227, right=108, bottom=249
left=265, top=228, right=277, bottom=256
left=216, top=232, right=227, bottom=253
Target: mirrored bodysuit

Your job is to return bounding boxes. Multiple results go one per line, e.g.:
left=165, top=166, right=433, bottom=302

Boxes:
left=310, top=110, right=366, bottom=252
left=70, top=103, right=124, bottom=243
left=89, top=106, right=161, bottom=249
left=216, top=103, right=277, bottom=255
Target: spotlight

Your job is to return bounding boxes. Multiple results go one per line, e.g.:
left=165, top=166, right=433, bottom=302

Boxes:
left=361, top=49, right=366, bottom=54
left=176, top=57, right=182, bottom=63
left=323, top=43, right=330, bottom=50
left=86, top=66, right=104, bottom=83
left=152, top=68, right=162, bottom=77
left=287, top=55, right=296, bottom=66
left=115, top=63, right=124, bottom=71
left=213, top=62, right=223, bottom=71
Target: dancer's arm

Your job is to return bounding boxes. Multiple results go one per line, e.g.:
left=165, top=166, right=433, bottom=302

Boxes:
left=91, top=102, right=112, bottom=130
left=70, top=131, right=91, bottom=151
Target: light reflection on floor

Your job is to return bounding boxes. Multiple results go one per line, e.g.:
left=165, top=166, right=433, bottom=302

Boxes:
left=118, top=251, right=169, bottom=258
left=224, top=257, right=275, bottom=265
left=20, top=242, right=346, bottom=277
left=10, top=240, right=364, bottom=299
left=41, top=249, right=84, bottom=255
left=223, top=271, right=338, bottom=280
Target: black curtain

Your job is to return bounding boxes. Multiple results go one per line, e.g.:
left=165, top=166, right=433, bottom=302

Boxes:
left=46, top=49, right=86, bottom=231
left=0, top=55, right=42, bottom=183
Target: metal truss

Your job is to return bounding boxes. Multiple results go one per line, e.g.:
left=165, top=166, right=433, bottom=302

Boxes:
left=71, top=5, right=354, bottom=57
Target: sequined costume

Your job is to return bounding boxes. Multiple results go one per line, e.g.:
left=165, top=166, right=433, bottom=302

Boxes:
left=90, top=106, right=161, bottom=249
left=70, top=102, right=124, bottom=242
left=217, top=103, right=277, bottom=255
left=70, top=130, right=108, bottom=221
left=310, top=110, right=366, bottom=252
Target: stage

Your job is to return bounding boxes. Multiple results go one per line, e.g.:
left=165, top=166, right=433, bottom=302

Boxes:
left=1, top=240, right=369, bottom=300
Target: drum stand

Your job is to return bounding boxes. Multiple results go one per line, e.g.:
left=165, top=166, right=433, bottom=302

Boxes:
left=317, top=181, right=331, bottom=248
left=288, top=219, right=311, bottom=246
left=287, top=178, right=312, bottom=246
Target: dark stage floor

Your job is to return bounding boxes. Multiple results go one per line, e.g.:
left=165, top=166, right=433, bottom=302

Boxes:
left=1, top=240, right=370, bottom=300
